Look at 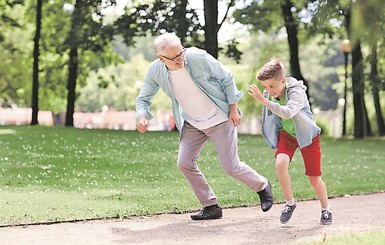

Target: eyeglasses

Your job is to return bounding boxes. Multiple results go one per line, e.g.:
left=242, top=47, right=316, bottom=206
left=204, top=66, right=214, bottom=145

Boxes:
left=160, top=47, right=186, bottom=62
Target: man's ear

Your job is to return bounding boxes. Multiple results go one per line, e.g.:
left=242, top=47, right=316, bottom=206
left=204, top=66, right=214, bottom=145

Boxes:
left=158, top=55, right=165, bottom=63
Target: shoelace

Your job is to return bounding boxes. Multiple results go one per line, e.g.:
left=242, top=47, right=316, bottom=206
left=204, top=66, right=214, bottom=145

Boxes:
left=322, top=211, right=329, bottom=219
left=282, top=205, right=292, bottom=213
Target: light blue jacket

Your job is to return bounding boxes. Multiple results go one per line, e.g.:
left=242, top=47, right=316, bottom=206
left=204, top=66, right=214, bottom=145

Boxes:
left=261, top=77, right=321, bottom=149
left=135, top=47, right=244, bottom=131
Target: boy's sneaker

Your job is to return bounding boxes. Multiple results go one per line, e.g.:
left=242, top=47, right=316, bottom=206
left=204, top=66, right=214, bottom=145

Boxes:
left=320, top=210, right=332, bottom=225
left=280, top=203, right=296, bottom=224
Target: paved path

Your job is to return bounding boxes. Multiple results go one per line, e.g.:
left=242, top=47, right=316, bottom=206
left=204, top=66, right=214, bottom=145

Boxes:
left=1, top=193, right=384, bottom=244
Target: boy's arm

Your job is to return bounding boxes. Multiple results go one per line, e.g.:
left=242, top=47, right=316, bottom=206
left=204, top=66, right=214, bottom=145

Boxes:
left=248, top=84, right=269, bottom=105
left=266, top=89, right=305, bottom=119
left=248, top=84, right=305, bottom=119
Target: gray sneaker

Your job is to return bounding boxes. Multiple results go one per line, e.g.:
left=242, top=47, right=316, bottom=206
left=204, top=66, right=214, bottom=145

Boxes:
left=320, top=210, right=332, bottom=225
left=280, top=204, right=296, bottom=224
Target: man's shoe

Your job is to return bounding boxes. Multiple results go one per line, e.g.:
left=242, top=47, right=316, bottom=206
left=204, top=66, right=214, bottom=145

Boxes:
left=280, top=203, right=296, bottom=224
left=191, top=204, right=222, bottom=220
left=257, top=182, right=274, bottom=212
left=320, top=210, right=332, bottom=225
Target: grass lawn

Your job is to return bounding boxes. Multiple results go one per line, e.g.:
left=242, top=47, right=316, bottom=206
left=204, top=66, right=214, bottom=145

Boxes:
left=0, top=126, right=384, bottom=226
left=294, top=230, right=385, bottom=245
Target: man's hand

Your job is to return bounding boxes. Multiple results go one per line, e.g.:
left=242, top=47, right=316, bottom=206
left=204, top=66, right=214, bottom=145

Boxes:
left=137, top=115, right=149, bottom=133
left=229, top=104, right=241, bottom=126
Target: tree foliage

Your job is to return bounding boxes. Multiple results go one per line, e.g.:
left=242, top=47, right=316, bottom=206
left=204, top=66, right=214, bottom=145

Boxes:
left=0, top=0, right=31, bottom=107
left=0, top=0, right=383, bottom=137
left=233, top=0, right=312, bottom=101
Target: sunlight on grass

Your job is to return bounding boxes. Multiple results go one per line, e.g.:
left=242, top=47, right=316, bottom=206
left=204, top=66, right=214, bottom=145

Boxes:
left=293, top=230, right=385, bottom=245
left=0, top=129, right=16, bottom=135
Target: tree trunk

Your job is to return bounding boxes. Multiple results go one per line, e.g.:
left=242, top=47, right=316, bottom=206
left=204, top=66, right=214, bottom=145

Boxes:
left=369, top=43, right=385, bottom=136
left=175, top=0, right=189, bottom=42
left=203, top=0, right=219, bottom=58
left=351, top=41, right=366, bottom=138
left=31, top=0, right=43, bottom=125
left=363, top=99, right=372, bottom=136
left=65, top=48, right=78, bottom=127
left=343, top=7, right=351, bottom=136
left=280, top=0, right=311, bottom=104
left=342, top=52, right=349, bottom=136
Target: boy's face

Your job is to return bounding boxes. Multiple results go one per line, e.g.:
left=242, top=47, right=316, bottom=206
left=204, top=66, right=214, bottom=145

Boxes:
left=260, top=77, right=286, bottom=99
left=158, top=44, right=186, bottom=71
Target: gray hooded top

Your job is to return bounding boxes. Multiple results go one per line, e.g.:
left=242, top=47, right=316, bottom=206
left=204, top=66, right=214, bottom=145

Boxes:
left=261, top=77, right=321, bottom=149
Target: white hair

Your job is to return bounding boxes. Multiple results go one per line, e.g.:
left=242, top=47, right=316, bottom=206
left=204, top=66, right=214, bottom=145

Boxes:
left=153, top=33, right=181, bottom=55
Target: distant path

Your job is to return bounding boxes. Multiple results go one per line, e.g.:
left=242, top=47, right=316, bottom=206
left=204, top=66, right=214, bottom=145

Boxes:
left=1, top=192, right=384, bottom=245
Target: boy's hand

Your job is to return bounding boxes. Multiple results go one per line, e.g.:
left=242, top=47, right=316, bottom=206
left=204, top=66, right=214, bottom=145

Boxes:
left=248, top=84, right=267, bottom=104
left=137, top=115, right=149, bottom=133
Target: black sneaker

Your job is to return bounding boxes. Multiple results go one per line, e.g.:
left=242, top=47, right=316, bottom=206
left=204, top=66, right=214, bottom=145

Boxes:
left=257, top=182, right=274, bottom=212
left=191, top=204, right=222, bottom=220
left=320, top=210, right=332, bottom=225
left=280, top=203, right=296, bottom=224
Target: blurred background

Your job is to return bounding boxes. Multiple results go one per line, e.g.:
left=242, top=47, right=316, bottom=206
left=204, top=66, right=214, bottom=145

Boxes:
left=0, top=0, right=384, bottom=138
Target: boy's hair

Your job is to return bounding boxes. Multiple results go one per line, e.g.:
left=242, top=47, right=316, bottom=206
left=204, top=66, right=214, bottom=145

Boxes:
left=257, top=58, right=285, bottom=81
left=153, top=33, right=181, bottom=55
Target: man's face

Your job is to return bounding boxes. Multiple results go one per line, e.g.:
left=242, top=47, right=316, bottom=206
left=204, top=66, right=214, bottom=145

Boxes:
left=260, top=77, right=286, bottom=99
left=158, top=45, right=186, bottom=71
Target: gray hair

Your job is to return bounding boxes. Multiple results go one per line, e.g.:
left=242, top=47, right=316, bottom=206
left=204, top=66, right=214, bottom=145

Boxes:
left=153, top=33, right=181, bottom=55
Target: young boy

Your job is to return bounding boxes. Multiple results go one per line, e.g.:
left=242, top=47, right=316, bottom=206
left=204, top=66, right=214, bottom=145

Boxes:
left=248, top=58, right=332, bottom=225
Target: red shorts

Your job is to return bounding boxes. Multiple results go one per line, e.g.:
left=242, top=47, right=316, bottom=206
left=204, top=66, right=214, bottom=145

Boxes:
left=275, top=131, right=321, bottom=176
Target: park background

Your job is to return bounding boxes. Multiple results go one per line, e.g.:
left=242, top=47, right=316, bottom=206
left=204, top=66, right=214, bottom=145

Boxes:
left=0, top=0, right=384, bottom=138
left=0, top=2, right=384, bottom=243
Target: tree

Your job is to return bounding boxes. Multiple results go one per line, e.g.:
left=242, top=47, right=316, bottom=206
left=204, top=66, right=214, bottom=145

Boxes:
left=203, top=0, right=219, bottom=57
left=31, top=0, right=42, bottom=125
left=350, top=39, right=370, bottom=138
left=76, top=53, right=164, bottom=112
left=233, top=0, right=311, bottom=102
left=168, top=0, right=190, bottom=41
left=116, top=0, right=202, bottom=45
left=62, top=1, right=119, bottom=126
left=353, top=0, right=385, bottom=136
left=307, top=0, right=383, bottom=137
left=203, top=0, right=235, bottom=59
left=280, top=0, right=308, bottom=92
left=369, top=43, right=385, bottom=136
left=119, top=0, right=241, bottom=61
left=347, top=1, right=379, bottom=138
left=0, top=0, right=30, bottom=107
left=38, top=1, right=85, bottom=115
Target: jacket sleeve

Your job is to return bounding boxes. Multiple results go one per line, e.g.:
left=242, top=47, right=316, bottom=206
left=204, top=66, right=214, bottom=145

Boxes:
left=135, top=71, right=160, bottom=122
left=265, top=87, right=305, bottom=119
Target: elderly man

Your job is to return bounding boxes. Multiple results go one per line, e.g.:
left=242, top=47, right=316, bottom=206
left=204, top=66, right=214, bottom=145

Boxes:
left=135, top=33, right=273, bottom=220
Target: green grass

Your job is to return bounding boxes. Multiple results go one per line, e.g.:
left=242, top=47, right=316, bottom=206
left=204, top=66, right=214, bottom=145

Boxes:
left=293, top=230, right=385, bottom=245
left=0, top=126, right=384, bottom=226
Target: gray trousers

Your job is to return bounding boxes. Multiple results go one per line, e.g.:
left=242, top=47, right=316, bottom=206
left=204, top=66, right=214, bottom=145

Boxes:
left=177, top=121, right=268, bottom=206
